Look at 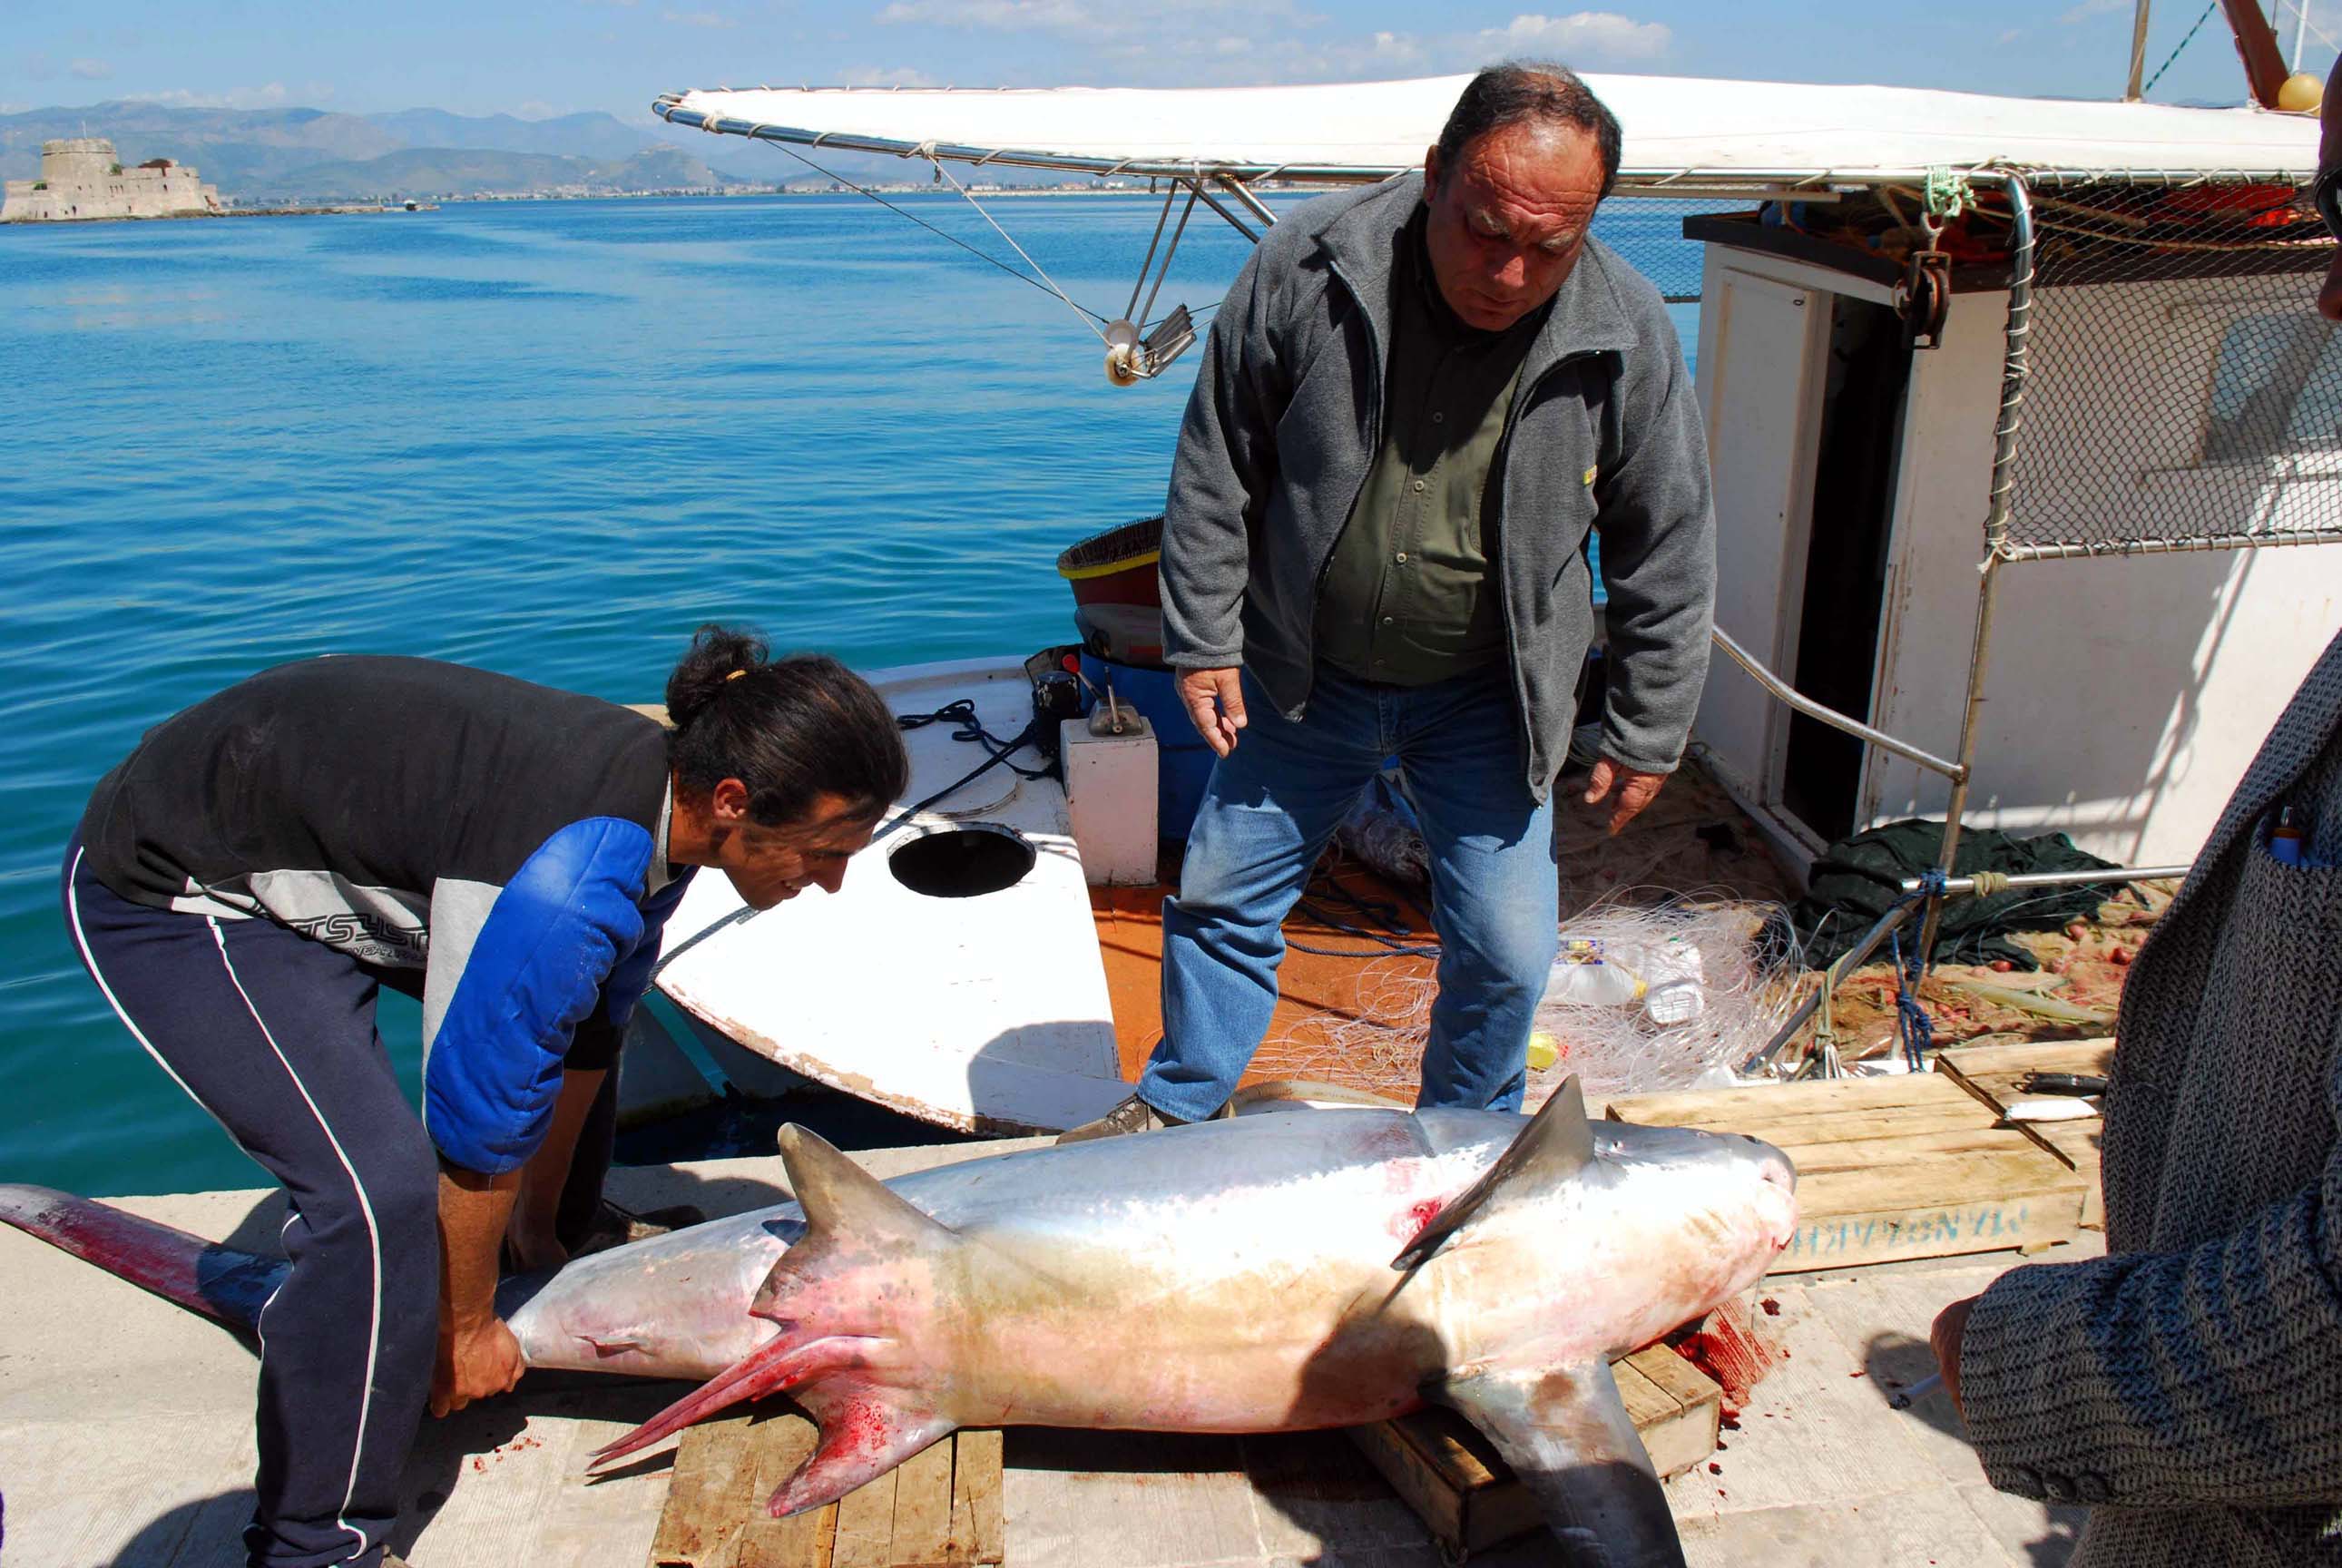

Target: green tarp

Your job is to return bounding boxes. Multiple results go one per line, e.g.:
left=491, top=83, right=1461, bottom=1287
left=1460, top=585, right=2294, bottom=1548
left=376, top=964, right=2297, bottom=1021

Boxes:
left=1789, top=819, right=2122, bottom=971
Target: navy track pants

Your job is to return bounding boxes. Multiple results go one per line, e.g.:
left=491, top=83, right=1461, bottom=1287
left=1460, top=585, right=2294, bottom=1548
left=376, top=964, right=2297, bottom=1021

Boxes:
left=64, top=837, right=437, bottom=1568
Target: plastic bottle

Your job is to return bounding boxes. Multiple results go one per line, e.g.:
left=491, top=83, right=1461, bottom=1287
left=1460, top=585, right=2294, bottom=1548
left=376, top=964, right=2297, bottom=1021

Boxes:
left=1641, top=937, right=1707, bottom=1025
left=1542, top=939, right=1645, bottom=1007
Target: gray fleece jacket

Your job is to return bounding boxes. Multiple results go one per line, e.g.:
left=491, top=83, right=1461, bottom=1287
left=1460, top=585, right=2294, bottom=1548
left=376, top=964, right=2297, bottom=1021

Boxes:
left=1159, top=173, right=1717, bottom=799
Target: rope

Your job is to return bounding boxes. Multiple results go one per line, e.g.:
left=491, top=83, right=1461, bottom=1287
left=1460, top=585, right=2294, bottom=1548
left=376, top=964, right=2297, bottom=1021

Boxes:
left=2273, top=0, right=2342, bottom=55
left=923, top=152, right=1111, bottom=345
left=1893, top=867, right=1948, bottom=1070
left=2142, top=1, right=2220, bottom=96
left=1923, top=167, right=1976, bottom=223
left=756, top=138, right=1111, bottom=326
left=1966, top=869, right=2013, bottom=898
left=1889, top=926, right=1935, bottom=1072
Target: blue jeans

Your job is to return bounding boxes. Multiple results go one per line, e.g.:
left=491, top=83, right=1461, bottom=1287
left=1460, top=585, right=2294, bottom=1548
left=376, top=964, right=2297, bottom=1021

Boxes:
left=1140, top=662, right=1558, bottom=1120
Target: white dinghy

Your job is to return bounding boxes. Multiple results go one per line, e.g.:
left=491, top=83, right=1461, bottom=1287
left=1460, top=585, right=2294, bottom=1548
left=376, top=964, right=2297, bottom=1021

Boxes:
left=652, top=657, right=1133, bottom=1135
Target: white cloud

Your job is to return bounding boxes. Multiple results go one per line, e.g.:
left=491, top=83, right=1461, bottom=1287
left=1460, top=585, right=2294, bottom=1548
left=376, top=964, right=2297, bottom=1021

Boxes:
left=1468, top=12, right=1671, bottom=64
left=838, top=65, right=944, bottom=86
left=1372, top=30, right=1425, bottom=63
left=70, top=59, right=113, bottom=82
left=2058, top=0, right=2126, bottom=22
left=24, top=54, right=54, bottom=82
left=661, top=7, right=737, bottom=26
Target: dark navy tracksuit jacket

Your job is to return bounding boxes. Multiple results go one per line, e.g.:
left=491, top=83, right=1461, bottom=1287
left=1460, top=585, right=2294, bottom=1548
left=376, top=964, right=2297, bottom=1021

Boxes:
left=65, top=654, right=695, bottom=1568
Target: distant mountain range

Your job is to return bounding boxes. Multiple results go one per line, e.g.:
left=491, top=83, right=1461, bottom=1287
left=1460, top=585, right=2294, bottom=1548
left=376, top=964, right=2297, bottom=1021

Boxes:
left=0, top=101, right=1074, bottom=201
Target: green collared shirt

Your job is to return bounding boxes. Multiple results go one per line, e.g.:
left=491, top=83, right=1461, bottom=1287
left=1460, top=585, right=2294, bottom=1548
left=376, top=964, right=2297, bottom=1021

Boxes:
left=1314, top=206, right=1550, bottom=687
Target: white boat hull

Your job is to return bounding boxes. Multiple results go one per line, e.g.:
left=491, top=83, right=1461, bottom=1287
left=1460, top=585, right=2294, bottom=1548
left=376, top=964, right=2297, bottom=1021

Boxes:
left=653, top=657, right=1132, bottom=1134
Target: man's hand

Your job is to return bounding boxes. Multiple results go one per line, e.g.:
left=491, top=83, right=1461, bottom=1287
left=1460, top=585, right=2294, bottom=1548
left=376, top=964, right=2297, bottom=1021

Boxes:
left=1930, top=1295, right=1977, bottom=1418
left=1582, top=757, right=1667, bottom=835
left=1177, top=666, right=1248, bottom=758
left=431, top=1316, right=524, bottom=1416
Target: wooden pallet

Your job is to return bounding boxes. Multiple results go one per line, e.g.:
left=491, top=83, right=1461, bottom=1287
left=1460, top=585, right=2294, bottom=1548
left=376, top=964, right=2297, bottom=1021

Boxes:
left=1348, top=1345, right=1721, bottom=1560
left=1935, top=1039, right=2116, bottom=1230
left=1607, top=1073, right=2089, bottom=1272
left=649, top=1412, right=1002, bottom=1568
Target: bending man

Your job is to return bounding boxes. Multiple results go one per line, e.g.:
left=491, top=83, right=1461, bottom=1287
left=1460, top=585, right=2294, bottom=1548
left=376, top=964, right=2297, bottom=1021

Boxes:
left=62, top=626, right=908, bottom=1568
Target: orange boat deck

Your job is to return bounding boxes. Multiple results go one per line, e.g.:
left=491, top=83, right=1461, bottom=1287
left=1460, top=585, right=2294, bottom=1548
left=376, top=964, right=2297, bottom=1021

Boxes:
left=1086, top=758, right=1803, bottom=1102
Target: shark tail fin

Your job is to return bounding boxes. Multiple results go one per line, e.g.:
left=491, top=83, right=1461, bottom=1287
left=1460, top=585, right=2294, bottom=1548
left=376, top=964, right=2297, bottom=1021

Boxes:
left=0, top=1182, right=285, bottom=1332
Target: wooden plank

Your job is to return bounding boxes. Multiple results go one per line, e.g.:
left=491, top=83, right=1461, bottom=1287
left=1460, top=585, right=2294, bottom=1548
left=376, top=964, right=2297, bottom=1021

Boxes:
left=734, top=1412, right=828, bottom=1568
left=1609, top=1074, right=1980, bottom=1128
left=1348, top=1348, right=1725, bottom=1558
left=652, top=1416, right=764, bottom=1568
left=887, top=1439, right=957, bottom=1566
left=829, top=1462, right=899, bottom=1568
left=1606, top=1075, right=2091, bottom=1271
left=1617, top=1346, right=1719, bottom=1482
left=948, top=1430, right=1005, bottom=1566
left=1777, top=1126, right=2055, bottom=1170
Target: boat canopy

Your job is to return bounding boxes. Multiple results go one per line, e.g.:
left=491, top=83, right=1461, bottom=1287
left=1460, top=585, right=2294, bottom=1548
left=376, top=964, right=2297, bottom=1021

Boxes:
left=656, top=73, right=2318, bottom=189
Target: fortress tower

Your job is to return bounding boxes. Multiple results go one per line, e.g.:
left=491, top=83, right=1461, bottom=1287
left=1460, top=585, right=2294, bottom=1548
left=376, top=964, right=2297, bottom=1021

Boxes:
left=2, top=138, right=221, bottom=222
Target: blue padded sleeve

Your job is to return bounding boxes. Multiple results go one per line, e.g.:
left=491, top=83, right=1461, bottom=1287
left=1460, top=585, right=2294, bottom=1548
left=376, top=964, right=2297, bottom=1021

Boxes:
left=424, top=818, right=654, bottom=1174
left=563, top=867, right=698, bottom=1073
left=603, top=867, right=695, bottom=1031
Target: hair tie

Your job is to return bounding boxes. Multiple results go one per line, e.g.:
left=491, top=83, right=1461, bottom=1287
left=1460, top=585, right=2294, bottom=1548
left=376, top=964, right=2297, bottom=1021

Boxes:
left=725, top=669, right=749, bottom=682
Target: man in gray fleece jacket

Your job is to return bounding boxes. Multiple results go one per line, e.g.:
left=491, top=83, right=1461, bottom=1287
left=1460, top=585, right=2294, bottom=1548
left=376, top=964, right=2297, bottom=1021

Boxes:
left=1063, top=64, right=1716, bottom=1140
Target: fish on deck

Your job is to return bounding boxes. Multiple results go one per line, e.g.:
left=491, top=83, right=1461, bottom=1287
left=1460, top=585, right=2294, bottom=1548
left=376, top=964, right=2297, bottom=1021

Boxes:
left=0, top=1078, right=1795, bottom=1567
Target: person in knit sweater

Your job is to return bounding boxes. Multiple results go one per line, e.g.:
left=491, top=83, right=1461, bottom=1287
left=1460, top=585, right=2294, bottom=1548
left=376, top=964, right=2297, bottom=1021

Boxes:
left=1928, top=80, right=2342, bottom=1565
left=1927, top=659, right=2342, bottom=1547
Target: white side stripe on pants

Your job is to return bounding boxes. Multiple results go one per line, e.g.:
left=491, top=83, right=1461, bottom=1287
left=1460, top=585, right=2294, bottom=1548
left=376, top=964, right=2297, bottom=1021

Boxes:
left=208, top=916, right=387, bottom=1565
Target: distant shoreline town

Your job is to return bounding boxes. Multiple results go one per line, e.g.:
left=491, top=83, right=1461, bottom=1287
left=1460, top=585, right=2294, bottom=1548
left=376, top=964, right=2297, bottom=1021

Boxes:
left=0, top=133, right=1196, bottom=224
left=0, top=101, right=1333, bottom=224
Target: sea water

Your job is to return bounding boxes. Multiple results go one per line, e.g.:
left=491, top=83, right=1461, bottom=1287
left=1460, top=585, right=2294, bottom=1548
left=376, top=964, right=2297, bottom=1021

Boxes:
left=0, top=192, right=1705, bottom=1197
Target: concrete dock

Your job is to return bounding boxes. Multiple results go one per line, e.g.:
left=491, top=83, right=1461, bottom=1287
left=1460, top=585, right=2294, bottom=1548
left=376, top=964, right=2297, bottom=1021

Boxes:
left=0, top=1141, right=2092, bottom=1567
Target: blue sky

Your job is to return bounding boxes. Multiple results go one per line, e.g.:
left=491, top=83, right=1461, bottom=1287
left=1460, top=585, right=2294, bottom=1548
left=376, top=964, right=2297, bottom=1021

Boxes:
left=2, top=0, right=2330, bottom=122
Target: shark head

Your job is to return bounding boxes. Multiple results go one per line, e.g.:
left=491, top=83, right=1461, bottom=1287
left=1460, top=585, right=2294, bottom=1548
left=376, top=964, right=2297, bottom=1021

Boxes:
left=1397, top=1080, right=1798, bottom=1368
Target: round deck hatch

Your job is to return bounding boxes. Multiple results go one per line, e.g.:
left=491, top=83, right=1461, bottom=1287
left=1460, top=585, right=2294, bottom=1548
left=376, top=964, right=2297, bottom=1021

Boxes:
left=887, top=822, right=1036, bottom=899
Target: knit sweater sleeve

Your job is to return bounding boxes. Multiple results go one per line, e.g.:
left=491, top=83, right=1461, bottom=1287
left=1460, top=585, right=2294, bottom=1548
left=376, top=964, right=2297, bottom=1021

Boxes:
left=1955, top=1022, right=2342, bottom=1510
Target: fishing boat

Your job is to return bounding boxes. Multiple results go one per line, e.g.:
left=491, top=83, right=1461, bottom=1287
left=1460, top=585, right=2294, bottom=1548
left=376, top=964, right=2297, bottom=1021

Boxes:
left=636, top=58, right=2335, bottom=1132
left=8, top=26, right=2340, bottom=1568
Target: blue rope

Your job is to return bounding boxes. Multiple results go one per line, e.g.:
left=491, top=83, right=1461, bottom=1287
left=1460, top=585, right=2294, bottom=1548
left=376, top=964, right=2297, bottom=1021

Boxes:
left=1892, top=867, right=1947, bottom=1071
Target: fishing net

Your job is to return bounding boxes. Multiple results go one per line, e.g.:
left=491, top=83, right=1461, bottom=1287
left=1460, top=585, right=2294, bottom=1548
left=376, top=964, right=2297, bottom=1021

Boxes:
left=1999, top=175, right=2342, bottom=555
left=1256, top=891, right=1806, bottom=1104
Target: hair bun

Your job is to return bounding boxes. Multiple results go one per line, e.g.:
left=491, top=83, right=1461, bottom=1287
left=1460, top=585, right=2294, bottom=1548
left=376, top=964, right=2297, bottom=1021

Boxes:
left=665, top=624, right=770, bottom=729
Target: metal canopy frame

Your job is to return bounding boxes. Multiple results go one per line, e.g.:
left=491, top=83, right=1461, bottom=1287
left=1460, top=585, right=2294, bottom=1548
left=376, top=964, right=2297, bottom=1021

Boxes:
left=659, top=92, right=2342, bottom=1075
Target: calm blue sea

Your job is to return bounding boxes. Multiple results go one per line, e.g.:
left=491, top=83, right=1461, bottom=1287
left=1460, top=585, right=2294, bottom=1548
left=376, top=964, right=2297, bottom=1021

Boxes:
left=0, top=191, right=1703, bottom=1198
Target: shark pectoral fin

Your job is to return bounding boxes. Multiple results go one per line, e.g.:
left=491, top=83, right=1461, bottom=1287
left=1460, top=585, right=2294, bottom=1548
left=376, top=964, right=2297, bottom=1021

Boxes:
left=1391, top=1075, right=1598, bottom=1271
left=1442, top=1361, right=1687, bottom=1568
left=588, top=1333, right=872, bottom=1470
left=768, top=1391, right=955, bottom=1518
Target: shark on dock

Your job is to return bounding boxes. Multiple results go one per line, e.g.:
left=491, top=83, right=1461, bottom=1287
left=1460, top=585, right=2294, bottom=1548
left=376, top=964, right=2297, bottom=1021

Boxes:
left=0, top=1078, right=1795, bottom=1567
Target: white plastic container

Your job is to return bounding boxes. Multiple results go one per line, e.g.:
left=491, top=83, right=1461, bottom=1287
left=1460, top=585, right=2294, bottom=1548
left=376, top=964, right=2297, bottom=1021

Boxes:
left=1640, top=938, right=1707, bottom=1025
left=1541, top=939, right=1645, bottom=1007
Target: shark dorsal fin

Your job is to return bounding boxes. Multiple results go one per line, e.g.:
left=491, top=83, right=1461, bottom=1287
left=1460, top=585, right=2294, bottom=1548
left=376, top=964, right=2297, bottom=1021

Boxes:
left=1391, top=1075, right=1599, bottom=1271
left=777, top=1123, right=957, bottom=1252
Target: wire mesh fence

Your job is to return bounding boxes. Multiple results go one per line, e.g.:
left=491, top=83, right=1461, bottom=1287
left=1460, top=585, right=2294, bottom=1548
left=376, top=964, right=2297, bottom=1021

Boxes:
left=1601, top=197, right=1745, bottom=302
left=2001, top=176, right=2342, bottom=555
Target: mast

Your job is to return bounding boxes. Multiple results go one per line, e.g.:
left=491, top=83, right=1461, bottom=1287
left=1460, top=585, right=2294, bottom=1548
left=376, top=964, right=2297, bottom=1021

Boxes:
left=2128, top=0, right=2153, bottom=99
left=2219, top=0, right=2291, bottom=107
